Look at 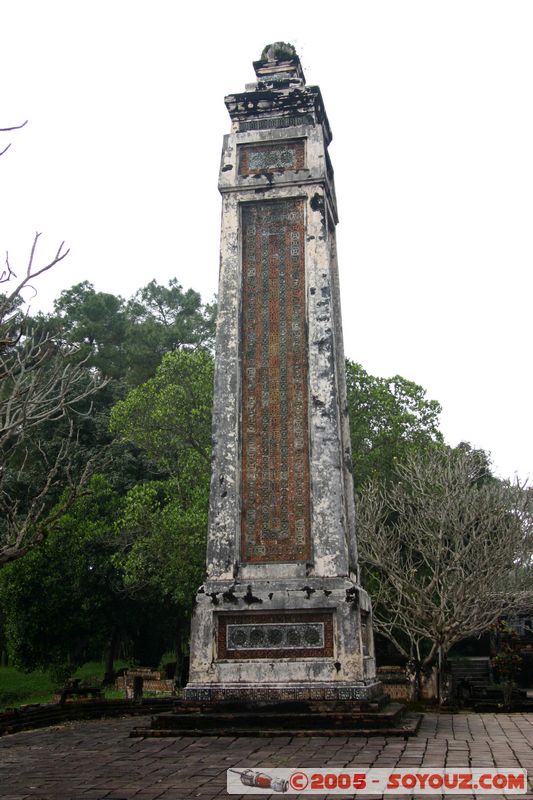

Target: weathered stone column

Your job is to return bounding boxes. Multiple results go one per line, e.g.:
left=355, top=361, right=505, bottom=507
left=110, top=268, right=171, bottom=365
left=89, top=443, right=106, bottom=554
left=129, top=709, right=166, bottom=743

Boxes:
left=185, top=44, right=381, bottom=703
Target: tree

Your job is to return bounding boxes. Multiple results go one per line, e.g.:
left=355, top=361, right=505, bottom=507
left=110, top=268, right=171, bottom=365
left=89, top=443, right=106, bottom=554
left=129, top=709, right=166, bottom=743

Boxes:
left=356, top=447, right=533, bottom=698
left=0, top=121, right=107, bottom=566
left=52, top=281, right=129, bottom=380
left=124, top=279, right=216, bottom=385
left=0, top=477, right=177, bottom=681
left=110, top=349, right=214, bottom=680
left=0, top=236, right=106, bottom=566
left=110, top=349, right=214, bottom=486
left=345, top=360, right=443, bottom=488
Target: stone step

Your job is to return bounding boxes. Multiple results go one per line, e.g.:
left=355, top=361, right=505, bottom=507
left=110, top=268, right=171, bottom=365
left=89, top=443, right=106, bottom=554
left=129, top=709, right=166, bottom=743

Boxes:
left=151, top=708, right=404, bottom=731
left=128, top=702, right=419, bottom=737
left=130, top=713, right=422, bottom=738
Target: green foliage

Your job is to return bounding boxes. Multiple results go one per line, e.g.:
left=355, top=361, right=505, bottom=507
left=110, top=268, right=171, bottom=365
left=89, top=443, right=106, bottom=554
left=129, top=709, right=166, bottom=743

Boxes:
left=345, top=360, right=443, bottom=488
left=111, top=349, right=214, bottom=488
left=0, top=666, right=55, bottom=709
left=53, top=281, right=128, bottom=379
left=53, top=278, right=216, bottom=387
left=125, top=279, right=216, bottom=385
left=116, top=482, right=207, bottom=608
left=111, top=349, right=213, bottom=607
left=492, top=647, right=523, bottom=682
left=0, top=477, right=125, bottom=674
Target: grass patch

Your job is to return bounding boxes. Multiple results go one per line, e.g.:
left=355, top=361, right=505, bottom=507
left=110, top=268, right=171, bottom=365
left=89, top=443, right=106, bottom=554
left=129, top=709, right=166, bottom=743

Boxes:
left=0, top=666, right=55, bottom=709
left=0, top=660, right=133, bottom=710
left=72, top=660, right=130, bottom=684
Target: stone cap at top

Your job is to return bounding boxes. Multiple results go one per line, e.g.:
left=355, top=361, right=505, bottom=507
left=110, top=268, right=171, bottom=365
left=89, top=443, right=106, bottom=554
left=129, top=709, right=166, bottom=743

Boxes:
left=251, top=41, right=306, bottom=89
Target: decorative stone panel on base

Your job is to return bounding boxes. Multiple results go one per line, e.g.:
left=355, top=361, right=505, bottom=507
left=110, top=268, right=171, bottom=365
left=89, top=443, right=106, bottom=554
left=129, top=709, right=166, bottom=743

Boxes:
left=183, top=682, right=383, bottom=703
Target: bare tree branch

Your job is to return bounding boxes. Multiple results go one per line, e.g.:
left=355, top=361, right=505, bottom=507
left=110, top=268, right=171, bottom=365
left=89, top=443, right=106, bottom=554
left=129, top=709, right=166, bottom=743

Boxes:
left=0, top=120, right=28, bottom=159
left=357, top=449, right=533, bottom=695
left=0, top=121, right=28, bottom=133
left=0, top=235, right=107, bottom=565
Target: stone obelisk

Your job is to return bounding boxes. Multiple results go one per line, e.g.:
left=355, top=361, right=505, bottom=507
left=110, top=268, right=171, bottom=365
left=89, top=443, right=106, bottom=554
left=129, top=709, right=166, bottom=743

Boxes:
left=185, top=44, right=381, bottom=703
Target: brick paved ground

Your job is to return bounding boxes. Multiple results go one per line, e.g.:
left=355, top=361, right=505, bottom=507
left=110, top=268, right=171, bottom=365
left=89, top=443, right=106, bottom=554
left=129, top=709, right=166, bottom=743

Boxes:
left=1, top=713, right=533, bottom=800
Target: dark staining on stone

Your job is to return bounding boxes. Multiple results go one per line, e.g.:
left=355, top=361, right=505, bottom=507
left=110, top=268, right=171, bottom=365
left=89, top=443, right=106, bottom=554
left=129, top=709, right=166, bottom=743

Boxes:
left=222, top=586, right=239, bottom=604
left=307, top=235, right=315, bottom=241
left=310, top=192, right=324, bottom=213
left=321, top=286, right=330, bottom=298
left=221, top=490, right=228, bottom=498
left=345, top=587, right=358, bottom=604
left=206, top=592, right=220, bottom=606
left=310, top=287, right=316, bottom=295
left=334, top=661, right=341, bottom=672
left=316, top=336, right=330, bottom=353
left=302, top=585, right=315, bottom=599
left=323, top=589, right=332, bottom=596
left=221, top=164, right=233, bottom=172
left=243, top=585, right=262, bottom=605
left=268, top=592, right=274, bottom=600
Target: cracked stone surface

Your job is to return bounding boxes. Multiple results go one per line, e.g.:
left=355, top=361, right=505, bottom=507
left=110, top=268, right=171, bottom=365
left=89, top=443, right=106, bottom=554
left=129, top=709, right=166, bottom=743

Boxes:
left=2, top=713, right=533, bottom=799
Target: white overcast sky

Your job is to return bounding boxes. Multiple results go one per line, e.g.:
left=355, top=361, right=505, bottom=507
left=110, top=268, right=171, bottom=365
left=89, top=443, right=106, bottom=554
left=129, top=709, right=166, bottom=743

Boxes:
left=1, top=1, right=531, bottom=483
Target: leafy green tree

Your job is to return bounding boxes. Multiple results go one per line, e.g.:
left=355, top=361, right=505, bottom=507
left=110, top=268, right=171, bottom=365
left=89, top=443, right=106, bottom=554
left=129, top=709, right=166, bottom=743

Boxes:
left=113, top=481, right=207, bottom=683
left=110, top=349, right=214, bottom=679
left=0, top=477, right=124, bottom=679
left=125, top=279, right=216, bottom=385
left=0, top=477, right=178, bottom=681
left=53, top=281, right=129, bottom=379
left=345, top=360, right=443, bottom=488
left=111, top=349, right=214, bottom=489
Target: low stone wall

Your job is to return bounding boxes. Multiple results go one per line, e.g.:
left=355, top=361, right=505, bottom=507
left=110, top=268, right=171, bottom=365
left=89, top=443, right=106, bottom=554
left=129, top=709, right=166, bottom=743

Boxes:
left=377, top=665, right=438, bottom=701
left=115, top=668, right=175, bottom=695
left=0, top=697, right=176, bottom=737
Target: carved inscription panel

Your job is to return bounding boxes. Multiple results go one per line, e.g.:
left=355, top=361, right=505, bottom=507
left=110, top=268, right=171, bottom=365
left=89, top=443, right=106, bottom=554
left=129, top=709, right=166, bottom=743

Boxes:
left=218, top=612, right=334, bottom=660
left=240, top=200, right=311, bottom=563
left=239, top=140, right=305, bottom=175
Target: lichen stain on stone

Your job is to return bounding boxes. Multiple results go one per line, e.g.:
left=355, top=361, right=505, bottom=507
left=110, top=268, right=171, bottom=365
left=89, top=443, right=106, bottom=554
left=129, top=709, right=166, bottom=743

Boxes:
left=243, top=585, right=263, bottom=604
left=222, top=586, right=239, bottom=604
left=345, top=586, right=358, bottom=604
left=310, top=192, right=324, bottom=213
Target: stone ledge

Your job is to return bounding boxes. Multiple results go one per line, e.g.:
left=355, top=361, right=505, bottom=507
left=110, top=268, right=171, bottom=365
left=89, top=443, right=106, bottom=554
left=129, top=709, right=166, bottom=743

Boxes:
left=183, top=681, right=383, bottom=703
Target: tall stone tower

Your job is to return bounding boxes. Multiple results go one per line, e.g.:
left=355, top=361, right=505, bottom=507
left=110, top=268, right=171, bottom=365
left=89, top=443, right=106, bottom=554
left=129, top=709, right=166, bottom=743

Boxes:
left=185, top=44, right=380, bottom=703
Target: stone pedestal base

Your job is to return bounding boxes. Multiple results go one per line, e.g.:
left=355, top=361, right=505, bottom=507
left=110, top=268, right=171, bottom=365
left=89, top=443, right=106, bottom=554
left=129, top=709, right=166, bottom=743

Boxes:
left=185, top=576, right=381, bottom=703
